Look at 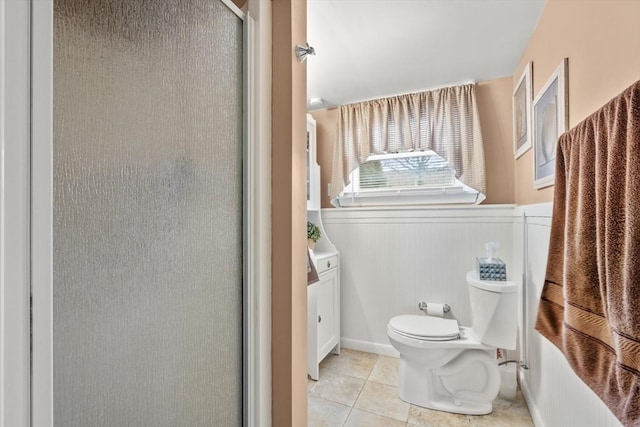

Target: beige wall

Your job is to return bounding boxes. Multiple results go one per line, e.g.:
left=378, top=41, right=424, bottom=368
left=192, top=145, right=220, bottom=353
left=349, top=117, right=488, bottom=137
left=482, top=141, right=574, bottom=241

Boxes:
left=513, top=0, right=640, bottom=205
left=271, top=0, right=308, bottom=425
left=310, top=108, right=339, bottom=208
left=312, top=1, right=640, bottom=208
left=311, top=77, right=516, bottom=206
left=476, top=78, right=515, bottom=204
left=230, top=0, right=246, bottom=10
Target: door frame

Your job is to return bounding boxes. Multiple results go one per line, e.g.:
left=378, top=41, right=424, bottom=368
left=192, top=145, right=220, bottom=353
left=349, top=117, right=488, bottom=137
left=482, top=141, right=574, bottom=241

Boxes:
left=1, top=0, right=272, bottom=425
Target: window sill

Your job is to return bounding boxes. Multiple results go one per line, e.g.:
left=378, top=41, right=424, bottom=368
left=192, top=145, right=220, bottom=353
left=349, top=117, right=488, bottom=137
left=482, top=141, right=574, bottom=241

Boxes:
left=332, top=186, right=485, bottom=208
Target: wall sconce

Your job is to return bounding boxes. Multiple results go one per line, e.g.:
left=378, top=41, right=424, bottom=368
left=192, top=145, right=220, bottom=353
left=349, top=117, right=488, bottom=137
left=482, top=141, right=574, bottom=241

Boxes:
left=295, top=43, right=316, bottom=62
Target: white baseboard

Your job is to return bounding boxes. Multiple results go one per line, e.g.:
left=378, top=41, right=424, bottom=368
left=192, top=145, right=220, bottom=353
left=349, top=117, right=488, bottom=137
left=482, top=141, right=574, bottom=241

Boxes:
left=518, top=369, right=545, bottom=427
left=340, top=337, right=399, bottom=358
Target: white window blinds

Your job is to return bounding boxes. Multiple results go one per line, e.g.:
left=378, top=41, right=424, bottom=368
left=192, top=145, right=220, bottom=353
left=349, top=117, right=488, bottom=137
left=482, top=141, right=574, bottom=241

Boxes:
left=358, top=151, right=456, bottom=190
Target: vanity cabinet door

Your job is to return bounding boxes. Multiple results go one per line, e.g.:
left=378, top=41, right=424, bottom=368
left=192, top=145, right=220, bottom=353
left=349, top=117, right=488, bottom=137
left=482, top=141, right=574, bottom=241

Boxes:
left=307, top=265, right=340, bottom=381
left=317, top=269, right=339, bottom=358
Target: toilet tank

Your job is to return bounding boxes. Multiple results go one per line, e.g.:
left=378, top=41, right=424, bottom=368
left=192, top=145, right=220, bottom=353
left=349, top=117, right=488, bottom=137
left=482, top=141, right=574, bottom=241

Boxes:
left=466, top=270, right=518, bottom=350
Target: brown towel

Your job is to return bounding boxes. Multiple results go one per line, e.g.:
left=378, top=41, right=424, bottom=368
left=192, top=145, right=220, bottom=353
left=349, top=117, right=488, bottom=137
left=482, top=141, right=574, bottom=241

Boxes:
left=536, top=80, right=640, bottom=426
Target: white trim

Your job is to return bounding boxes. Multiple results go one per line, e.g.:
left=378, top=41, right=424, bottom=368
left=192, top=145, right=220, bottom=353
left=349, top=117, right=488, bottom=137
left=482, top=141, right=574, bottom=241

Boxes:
left=516, top=203, right=550, bottom=427
left=244, top=3, right=272, bottom=425
left=340, top=338, right=399, bottom=358
left=322, top=205, right=516, bottom=224
left=30, top=0, right=54, bottom=425
left=515, top=201, right=551, bottom=427
left=333, top=189, right=485, bottom=208
left=0, top=1, right=31, bottom=426
left=245, top=0, right=271, bottom=425
left=243, top=9, right=251, bottom=426
left=515, top=202, right=553, bottom=225
left=518, top=368, right=545, bottom=427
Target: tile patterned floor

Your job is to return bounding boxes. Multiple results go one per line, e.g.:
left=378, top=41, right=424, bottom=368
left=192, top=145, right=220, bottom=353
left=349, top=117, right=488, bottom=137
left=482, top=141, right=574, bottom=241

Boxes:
left=308, top=349, right=534, bottom=427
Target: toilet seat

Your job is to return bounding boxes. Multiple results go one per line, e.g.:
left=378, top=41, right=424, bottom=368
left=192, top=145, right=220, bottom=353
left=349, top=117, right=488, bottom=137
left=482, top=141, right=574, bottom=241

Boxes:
left=388, top=315, right=460, bottom=341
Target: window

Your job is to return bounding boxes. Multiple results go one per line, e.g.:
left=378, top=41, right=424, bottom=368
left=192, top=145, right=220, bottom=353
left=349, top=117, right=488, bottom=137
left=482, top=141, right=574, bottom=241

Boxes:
left=329, top=84, right=486, bottom=207
left=332, top=150, right=485, bottom=207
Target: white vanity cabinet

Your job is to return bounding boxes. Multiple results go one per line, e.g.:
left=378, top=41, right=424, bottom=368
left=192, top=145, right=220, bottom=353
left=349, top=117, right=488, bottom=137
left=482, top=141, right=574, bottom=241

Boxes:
left=307, top=252, right=340, bottom=380
left=306, top=114, right=340, bottom=380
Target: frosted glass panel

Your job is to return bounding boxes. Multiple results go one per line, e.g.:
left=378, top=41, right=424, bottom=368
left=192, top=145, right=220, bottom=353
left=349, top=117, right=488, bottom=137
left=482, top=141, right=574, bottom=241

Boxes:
left=53, top=1, right=243, bottom=425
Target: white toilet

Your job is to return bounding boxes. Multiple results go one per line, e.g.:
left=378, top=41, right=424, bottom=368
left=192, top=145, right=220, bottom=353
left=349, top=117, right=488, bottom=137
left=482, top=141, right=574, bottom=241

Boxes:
left=387, top=271, right=518, bottom=415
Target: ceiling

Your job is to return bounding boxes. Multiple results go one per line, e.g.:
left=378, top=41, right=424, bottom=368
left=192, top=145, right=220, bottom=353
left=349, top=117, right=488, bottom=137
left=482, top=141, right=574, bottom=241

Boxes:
left=306, top=0, right=546, bottom=110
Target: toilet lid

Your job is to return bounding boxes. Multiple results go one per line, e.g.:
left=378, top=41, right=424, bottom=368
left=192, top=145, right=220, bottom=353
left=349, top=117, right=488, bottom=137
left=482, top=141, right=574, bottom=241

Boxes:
left=389, top=315, right=460, bottom=340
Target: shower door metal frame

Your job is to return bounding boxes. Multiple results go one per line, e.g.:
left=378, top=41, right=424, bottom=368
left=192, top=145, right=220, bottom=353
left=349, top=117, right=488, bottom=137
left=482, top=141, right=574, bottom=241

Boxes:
left=0, top=1, right=32, bottom=426
left=25, top=1, right=262, bottom=426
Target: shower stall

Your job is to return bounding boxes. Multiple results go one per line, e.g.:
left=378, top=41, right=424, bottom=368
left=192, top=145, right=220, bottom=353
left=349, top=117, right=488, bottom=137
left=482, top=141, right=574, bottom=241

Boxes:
left=30, top=0, right=247, bottom=425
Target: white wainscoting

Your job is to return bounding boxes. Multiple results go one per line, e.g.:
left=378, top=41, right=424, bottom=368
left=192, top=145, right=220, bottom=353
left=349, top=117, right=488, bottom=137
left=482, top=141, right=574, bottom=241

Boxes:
left=323, top=203, right=622, bottom=427
left=515, top=203, right=621, bottom=427
left=322, top=205, right=516, bottom=357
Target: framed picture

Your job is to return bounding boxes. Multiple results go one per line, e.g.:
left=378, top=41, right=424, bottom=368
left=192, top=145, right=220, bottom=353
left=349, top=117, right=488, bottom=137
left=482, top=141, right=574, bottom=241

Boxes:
left=533, top=58, right=568, bottom=189
left=513, top=62, right=532, bottom=159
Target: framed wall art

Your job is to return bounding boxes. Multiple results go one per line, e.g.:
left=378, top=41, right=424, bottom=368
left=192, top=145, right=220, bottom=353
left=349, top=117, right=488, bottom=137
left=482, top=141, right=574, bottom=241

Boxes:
left=513, top=62, right=532, bottom=159
left=533, top=58, right=568, bottom=189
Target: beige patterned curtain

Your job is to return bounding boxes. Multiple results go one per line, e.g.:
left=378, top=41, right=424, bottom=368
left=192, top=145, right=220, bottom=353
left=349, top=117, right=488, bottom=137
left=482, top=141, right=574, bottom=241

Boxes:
left=329, top=83, right=486, bottom=199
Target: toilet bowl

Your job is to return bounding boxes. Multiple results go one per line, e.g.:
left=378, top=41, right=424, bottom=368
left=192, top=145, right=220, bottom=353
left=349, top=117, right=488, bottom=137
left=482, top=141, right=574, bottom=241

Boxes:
left=387, top=271, right=518, bottom=415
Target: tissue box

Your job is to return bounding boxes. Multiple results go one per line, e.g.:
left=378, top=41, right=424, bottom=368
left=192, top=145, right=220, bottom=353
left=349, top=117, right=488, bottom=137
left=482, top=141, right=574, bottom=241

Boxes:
left=476, top=257, right=507, bottom=281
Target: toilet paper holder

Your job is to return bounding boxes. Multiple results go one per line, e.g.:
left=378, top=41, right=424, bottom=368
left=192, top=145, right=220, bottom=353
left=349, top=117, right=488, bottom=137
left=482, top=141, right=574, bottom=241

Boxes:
left=418, top=301, right=451, bottom=314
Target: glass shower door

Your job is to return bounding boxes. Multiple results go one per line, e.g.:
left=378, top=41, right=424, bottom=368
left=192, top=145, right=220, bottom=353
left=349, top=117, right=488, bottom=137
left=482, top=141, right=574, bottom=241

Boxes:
left=51, top=0, right=243, bottom=425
